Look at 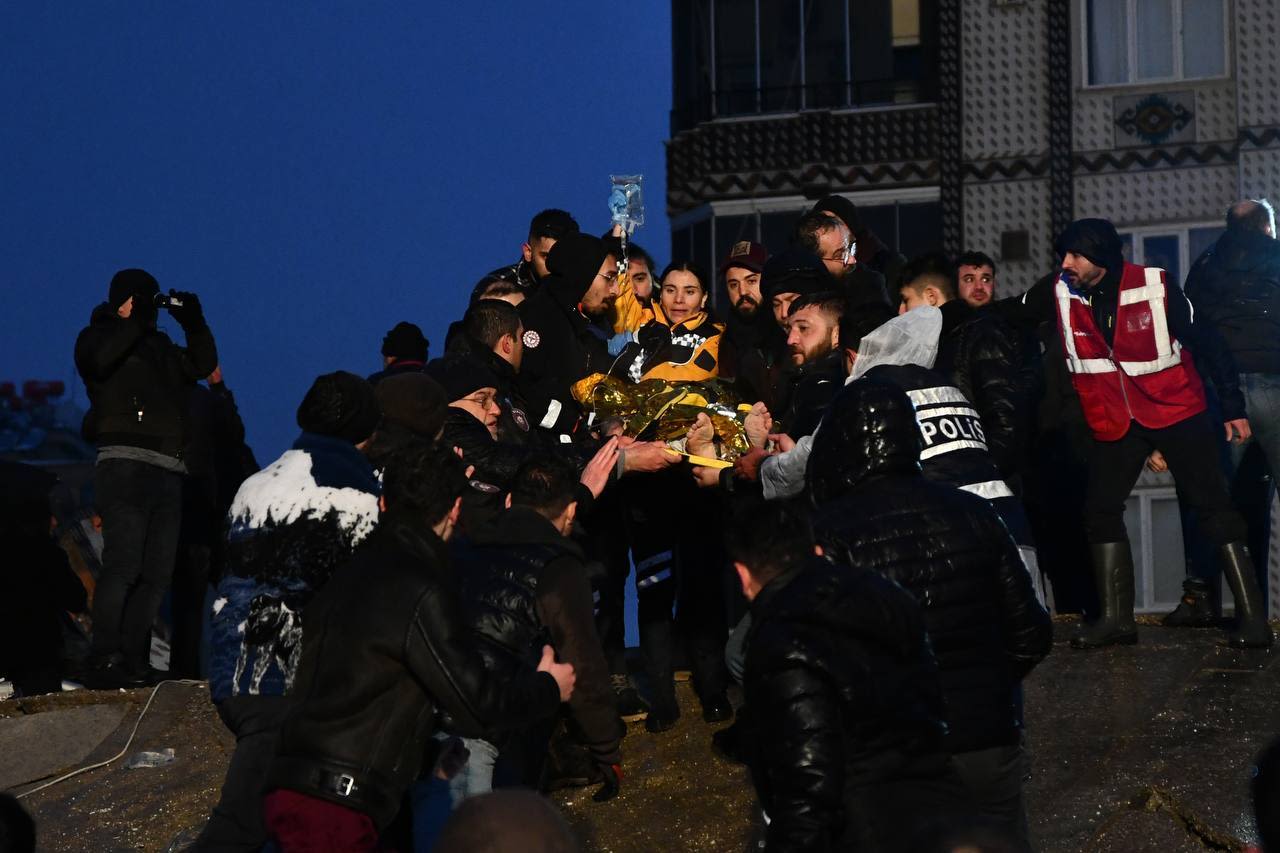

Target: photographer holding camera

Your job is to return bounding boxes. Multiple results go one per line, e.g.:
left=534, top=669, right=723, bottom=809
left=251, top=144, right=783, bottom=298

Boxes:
left=74, top=268, right=217, bottom=688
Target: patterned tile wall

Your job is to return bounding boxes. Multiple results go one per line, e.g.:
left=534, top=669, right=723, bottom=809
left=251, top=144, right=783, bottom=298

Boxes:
left=963, top=178, right=1052, bottom=294
left=1196, top=82, right=1239, bottom=143
left=1241, top=149, right=1280, bottom=199
left=960, top=0, right=1049, bottom=162
left=1237, top=0, right=1280, bottom=127
left=1074, top=164, right=1237, bottom=226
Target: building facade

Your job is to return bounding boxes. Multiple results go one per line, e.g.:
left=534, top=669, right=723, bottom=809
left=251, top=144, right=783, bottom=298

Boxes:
left=667, top=0, right=1279, bottom=299
left=666, top=0, right=1280, bottom=613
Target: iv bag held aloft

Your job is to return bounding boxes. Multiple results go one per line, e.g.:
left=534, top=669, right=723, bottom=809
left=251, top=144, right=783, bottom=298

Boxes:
left=609, top=175, right=644, bottom=236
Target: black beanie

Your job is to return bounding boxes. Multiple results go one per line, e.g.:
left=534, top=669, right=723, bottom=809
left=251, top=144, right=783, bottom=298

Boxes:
left=424, top=354, right=500, bottom=403
left=296, top=371, right=381, bottom=444
left=812, top=195, right=862, bottom=232
left=375, top=373, right=448, bottom=439
left=761, top=249, right=835, bottom=300
left=1055, top=218, right=1124, bottom=273
left=545, top=233, right=612, bottom=302
left=381, top=321, right=429, bottom=361
left=108, top=269, right=160, bottom=310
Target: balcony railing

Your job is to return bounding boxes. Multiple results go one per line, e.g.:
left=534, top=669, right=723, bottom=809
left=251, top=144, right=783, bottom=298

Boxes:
left=670, top=77, right=929, bottom=135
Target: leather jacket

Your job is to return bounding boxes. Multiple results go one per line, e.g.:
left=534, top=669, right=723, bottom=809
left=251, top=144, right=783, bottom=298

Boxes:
left=268, top=512, right=560, bottom=828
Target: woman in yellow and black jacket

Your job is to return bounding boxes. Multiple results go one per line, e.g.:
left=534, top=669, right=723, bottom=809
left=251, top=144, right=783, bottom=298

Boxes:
left=609, top=261, right=723, bottom=383
left=605, top=260, right=733, bottom=731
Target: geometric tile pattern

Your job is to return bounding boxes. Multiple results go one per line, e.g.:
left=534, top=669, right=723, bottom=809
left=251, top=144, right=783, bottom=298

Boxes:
left=960, top=1, right=1048, bottom=161
left=939, top=0, right=965, bottom=254
left=1047, top=0, right=1074, bottom=249
left=1075, top=164, right=1238, bottom=225
left=1241, top=149, right=1280, bottom=200
left=1196, top=82, right=1239, bottom=143
left=665, top=106, right=938, bottom=214
left=964, top=178, right=1053, bottom=295
left=1238, top=0, right=1280, bottom=126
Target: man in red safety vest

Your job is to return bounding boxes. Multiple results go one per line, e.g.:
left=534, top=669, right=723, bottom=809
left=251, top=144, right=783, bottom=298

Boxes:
left=1015, top=218, right=1271, bottom=649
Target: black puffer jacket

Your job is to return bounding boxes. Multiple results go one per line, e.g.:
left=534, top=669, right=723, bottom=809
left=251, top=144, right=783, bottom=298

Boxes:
left=746, top=558, right=962, bottom=853
left=452, top=508, right=622, bottom=771
left=269, top=511, right=560, bottom=829
left=1185, top=228, right=1280, bottom=375
left=517, top=236, right=616, bottom=437
left=808, top=379, right=1052, bottom=754
left=774, top=350, right=847, bottom=439
left=439, top=409, right=533, bottom=532
left=935, top=300, right=1024, bottom=476
left=74, top=304, right=218, bottom=457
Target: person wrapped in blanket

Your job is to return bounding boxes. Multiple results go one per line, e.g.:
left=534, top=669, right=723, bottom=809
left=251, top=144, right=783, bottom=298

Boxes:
left=601, top=260, right=734, bottom=732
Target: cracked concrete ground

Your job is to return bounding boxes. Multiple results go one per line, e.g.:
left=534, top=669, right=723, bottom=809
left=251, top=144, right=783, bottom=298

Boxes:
left=4, top=624, right=1273, bottom=851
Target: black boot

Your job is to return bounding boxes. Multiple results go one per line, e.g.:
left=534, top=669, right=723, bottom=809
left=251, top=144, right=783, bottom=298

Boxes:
left=1162, top=577, right=1217, bottom=627
left=1219, top=542, right=1273, bottom=649
left=1071, top=542, right=1138, bottom=649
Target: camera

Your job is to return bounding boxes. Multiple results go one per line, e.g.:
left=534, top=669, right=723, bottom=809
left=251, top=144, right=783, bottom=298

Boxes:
left=153, top=292, right=185, bottom=310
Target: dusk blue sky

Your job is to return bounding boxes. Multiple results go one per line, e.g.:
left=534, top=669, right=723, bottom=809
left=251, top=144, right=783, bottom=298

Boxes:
left=2, top=4, right=673, bottom=460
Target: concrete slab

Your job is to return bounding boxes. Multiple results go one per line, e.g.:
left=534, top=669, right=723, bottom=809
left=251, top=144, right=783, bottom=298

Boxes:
left=5, top=626, right=1273, bottom=852
left=0, top=704, right=126, bottom=790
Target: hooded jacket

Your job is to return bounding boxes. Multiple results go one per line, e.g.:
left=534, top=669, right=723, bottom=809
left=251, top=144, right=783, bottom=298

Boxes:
left=808, top=380, right=1052, bottom=754
left=1184, top=228, right=1280, bottom=375
left=745, top=557, right=961, bottom=853
left=74, top=303, right=218, bottom=458
left=517, top=235, right=615, bottom=436
left=268, top=510, right=560, bottom=828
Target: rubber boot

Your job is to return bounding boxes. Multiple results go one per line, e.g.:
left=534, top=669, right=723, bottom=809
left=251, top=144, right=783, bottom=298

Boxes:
left=1162, top=577, right=1217, bottom=627
left=1219, top=542, right=1274, bottom=649
left=1071, top=542, right=1139, bottom=649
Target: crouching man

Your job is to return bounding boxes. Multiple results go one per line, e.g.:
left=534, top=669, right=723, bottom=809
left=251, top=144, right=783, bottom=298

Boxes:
left=727, top=498, right=966, bottom=852
left=262, top=440, right=575, bottom=852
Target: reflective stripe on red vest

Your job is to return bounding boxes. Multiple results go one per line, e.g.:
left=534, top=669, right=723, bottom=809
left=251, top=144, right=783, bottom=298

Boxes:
left=1055, top=262, right=1206, bottom=441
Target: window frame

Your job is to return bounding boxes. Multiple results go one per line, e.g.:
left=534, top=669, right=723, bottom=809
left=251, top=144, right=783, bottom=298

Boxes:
left=1079, top=0, right=1231, bottom=90
left=1116, top=220, right=1224, bottom=287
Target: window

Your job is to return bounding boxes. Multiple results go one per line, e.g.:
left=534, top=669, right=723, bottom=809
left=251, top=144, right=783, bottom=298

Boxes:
left=715, top=0, right=757, bottom=116
left=1086, top=0, right=1226, bottom=86
left=1117, top=222, right=1224, bottom=287
left=670, top=0, right=936, bottom=131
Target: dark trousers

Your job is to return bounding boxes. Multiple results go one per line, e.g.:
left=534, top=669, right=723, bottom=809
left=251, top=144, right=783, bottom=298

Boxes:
left=624, top=471, right=730, bottom=706
left=1084, top=413, right=1247, bottom=545
left=588, top=486, right=633, bottom=677
left=92, top=459, right=183, bottom=665
left=170, top=544, right=212, bottom=679
left=193, top=695, right=292, bottom=852
left=949, top=741, right=1031, bottom=849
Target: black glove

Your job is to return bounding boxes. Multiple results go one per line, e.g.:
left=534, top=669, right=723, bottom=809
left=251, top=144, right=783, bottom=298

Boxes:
left=167, top=290, right=205, bottom=330
left=592, top=763, right=622, bottom=802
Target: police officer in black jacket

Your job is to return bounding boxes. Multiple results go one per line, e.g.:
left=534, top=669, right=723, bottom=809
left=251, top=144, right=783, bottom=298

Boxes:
left=897, top=253, right=1026, bottom=481
left=808, top=379, right=1052, bottom=847
left=74, top=268, right=217, bottom=688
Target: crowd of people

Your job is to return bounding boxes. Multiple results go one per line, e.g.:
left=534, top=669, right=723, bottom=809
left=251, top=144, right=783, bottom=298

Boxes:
left=6, top=194, right=1280, bottom=852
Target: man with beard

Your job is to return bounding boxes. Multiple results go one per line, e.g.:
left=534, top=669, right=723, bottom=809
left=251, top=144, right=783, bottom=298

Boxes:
left=774, top=292, right=848, bottom=441
left=956, top=252, right=997, bottom=309
left=516, top=232, right=675, bottom=457
left=717, top=241, right=786, bottom=408
left=1013, top=218, right=1268, bottom=649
